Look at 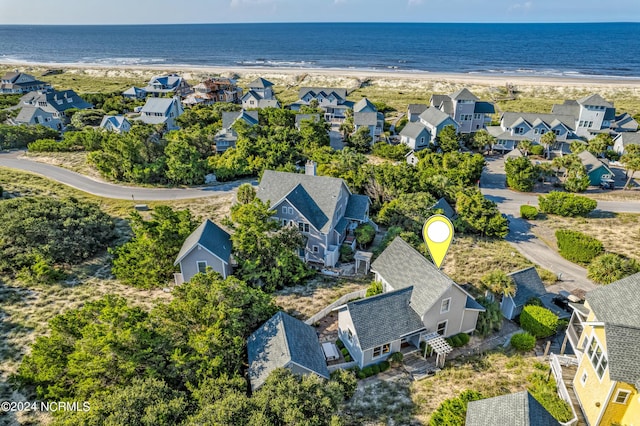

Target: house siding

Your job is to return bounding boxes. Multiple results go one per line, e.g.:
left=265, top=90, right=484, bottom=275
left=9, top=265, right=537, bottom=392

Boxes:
left=337, top=308, right=365, bottom=367
left=179, top=245, right=229, bottom=282
left=360, top=339, right=402, bottom=367
left=587, top=165, right=612, bottom=186
left=460, top=309, right=480, bottom=334
left=273, top=199, right=327, bottom=264
left=600, top=382, right=638, bottom=426
left=500, top=297, right=519, bottom=320
left=420, top=285, right=469, bottom=336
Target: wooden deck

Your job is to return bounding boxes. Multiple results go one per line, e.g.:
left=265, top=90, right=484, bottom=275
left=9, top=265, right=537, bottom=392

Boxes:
left=402, top=352, right=440, bottom=381
left=560, top=363, right=587, bottom=426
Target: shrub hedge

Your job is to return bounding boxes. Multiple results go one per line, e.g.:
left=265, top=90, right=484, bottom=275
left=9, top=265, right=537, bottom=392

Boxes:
left=530, top=145, right=544, bottom=156
left=520, top=205, right=539, bottom=219
left=520, top=305, right=558, bottom=338
left=511, top=332, right=536, bottom=351
left=556, top=229, right=604, bottom=264
left=446, top=333, right=471, bottom=348
left=538, top=191, right=597, bottom=217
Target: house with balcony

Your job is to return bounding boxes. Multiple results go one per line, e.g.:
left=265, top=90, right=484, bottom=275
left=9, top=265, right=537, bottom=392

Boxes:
left=137, top=97, right=183, bottom=130
left=337, top=237, right=484, bottom=368
left=141, top=74, right=192, bottom=98
left=552, top=94, right=616, bottom=140
left=173, top=219, right=232, bottom=285
left=256, top=163, right=370, bottom=267
left=430, top=88, right=495, bottom=134
left=563, top=272, right=640, bottom=426
left=487, top=112, right=577, bottom=153
left=241, top=77, right=279, bottom=109
left=183, top=77, right=242, bottom=106
left=352, top=98, right=384, bottom=141
left=15, top=89, right=92, bottom=130
left=1, top=71, right=50, bottom=94
left=290, top=87, right=353, bottom=122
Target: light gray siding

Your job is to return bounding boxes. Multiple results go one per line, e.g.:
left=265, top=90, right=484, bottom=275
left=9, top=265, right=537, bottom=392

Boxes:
left=273, top=199, right=326, bottom=264
left=420, top=285, right=470, bottom=336
left=500, top=297, right=517, bottom=320
left=360, top=339, right=401, bottom=367
left=179, top=244, right=229, bottom=282
left=337, top=308, right=365, bottom=367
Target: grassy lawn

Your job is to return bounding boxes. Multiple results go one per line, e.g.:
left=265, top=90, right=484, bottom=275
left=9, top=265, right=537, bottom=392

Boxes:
left=443, top=236, right=557, bottom=289
left=530, top=212, right=640, bottom=261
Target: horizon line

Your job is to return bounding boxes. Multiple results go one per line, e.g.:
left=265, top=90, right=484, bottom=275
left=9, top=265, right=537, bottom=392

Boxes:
left=0, top=21, right=639, bottom=26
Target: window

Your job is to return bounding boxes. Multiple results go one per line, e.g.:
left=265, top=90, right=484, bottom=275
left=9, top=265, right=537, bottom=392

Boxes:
left=587, top=337, right=608, bottom=379
left=372, top=343, right=391, bottom=358
left=460, top=114, right=472, bottom=121
left=534, top=128, right=539, bottom=134
left=420, top=136, right=425, bottom=145
left=580, top=371, right=588, bottom=385
left=514, top=127, right=524, bottom=135
left=196, top=261, right=207, bottom=274
left=441, top=298, right=451, bottom=314
left=282, top=206, right=293, bottom=215
left=474, top=113, right=482, bottom=120
left=347, top=329, right=353, bottom=343
left=298, top=222, right=310, bottom=233
left=554, top=129, right=561, bottom=136
left=614, top=390, right=631, bottom=404
left=313, top=245, right=319, bottom=253
left=436, top=320, right=447, bottom=336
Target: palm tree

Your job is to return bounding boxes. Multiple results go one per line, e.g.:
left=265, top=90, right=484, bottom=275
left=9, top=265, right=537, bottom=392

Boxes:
left=481, top=270, right=516, bottom=300
left=518, top=140, right=533, bottom=156
left=621, top=144, right=640, bottom=189
left=540, top=132, right=556, bottom=159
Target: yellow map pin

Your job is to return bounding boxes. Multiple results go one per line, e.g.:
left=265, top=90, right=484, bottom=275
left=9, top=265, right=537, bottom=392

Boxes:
left=423, top=214, right=454, bottom=269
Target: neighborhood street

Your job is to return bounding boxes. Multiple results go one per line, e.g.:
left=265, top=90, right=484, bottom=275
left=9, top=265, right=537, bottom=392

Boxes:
left=0, top=150, right=250, bottom=201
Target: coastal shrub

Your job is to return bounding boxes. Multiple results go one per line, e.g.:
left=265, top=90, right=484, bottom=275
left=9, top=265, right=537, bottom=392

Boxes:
left=587, top=253, right=640, bottom=284
left=372, top=141, right=410, bottom=161
left=379, top=361, right=390, bottom=372
left=475, top=296, right=503, bottom=337
left=344, top=355, right=352, bottom=362
left=528, top=371, right=574, bottom=422
left=330, top=369, right=358, bottom=400
left=530, top=145, right=545, bottom=156
left=340, top=244, right=354, bottom=263
left=28, top=138, right=80, bottom=152
left=336, top=339, right=345, bottom=349
left=556, top=229, right=604, bottom=264
left=429, top=390, right=484, bottom=426
left=510, top=332, right=536, bottom=352
left=0, top=124, right=59, bottom=150
left=520, top=205, right=538, bottom=219
left=354, top=223, right=376, bottom=248
left=341, top=348, right=349, bottom=357
left=538, top=191, right=597, bottom=217
left=446, top=333, right=470, bottom=348
left=520, top=305, right=558, bottom=338
left=389, top=352, right=403, bottom=364
left=371, top=364, right=380, bottom=375
left=366, top=281, right=383, bottom=297
left=505, top=156, right=537, bottom=192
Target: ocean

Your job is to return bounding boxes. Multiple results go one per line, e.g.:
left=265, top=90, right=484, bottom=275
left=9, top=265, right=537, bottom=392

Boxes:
left=1, top=22, right=640, bottom=78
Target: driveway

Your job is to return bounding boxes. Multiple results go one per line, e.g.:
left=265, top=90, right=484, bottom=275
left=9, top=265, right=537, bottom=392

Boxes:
left=0, top=150, right=251, bottom=201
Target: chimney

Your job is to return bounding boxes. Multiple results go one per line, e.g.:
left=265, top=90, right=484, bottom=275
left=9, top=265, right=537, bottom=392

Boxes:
left=305, top=160, right=317, bottom=176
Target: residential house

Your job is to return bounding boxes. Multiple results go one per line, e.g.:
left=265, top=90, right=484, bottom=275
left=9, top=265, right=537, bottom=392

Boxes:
left=499, top=267, right=546, bottom=320
left=13, top=106, right=62, bottom=130
left=99, top=115, right=131, bottom=133
left=430, top=88, right=495, bottom=134
left=353, top=98, right=384, bottom=141
left=15, top=89, right=92, bottom=130
left=399, top=122, right=432, bottom=151
left=431, top=197, right=456, bottom=220
left=122, top=86, right=147, bottom=99
left=183, top=78, right=242, bottom=106
left=420, top=107, right=460, bottom=144
left=399, top=107, right=459, bottom=150
left=552, top=94, right=616, bottom=139
left=407, top=103, right=429, bottom=122
left=563, top=273, right=640, bottom=426
left=137, top=97, right=183, bottom=130
left=247, top=311, right=330, bottom=391
left=337, top=237, right=485, bottom=368
left=256, top=164, right=371, bottom=267
left=405, top=150, right=419, bottom=166
left=214, top=110, right=259, bottom=153
left=142, top=74, right=192, bottom=97
left=173, top=219, right=232, bottom=285
left=241, top=77, right=279, bottom=109
left=465, top=391, right=561, bottom=426
left=0, top=71, right=50, bottom=94
left=487, top=112, right=577, bottom=153
left=290, top=87, right=352, bottom=122
left=613, top=132, right=640, bottom=155
left=611, top=112, right=639, bottom=134
left=577, top=150, right=614, bottom=186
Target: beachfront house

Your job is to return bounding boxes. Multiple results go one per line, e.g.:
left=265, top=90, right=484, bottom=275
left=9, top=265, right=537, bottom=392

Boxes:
left=183, top=77, right=243, bottom=106
left=247, top=311, right=330, bottom=391
left=137, top=97, right=183, bottom=130
left=122, top=86, right=147, bottom=99
left=256, top=163, right=371, bottom=267
left=1, top=71, right=50, bottom=94
left=241, top=77, right=280, bottom=109
left=430, top=88, right=495, bottom=134
left=173, top=219, right=232, bottom=285
left=290, top=87, right=352, bottom=122
left=552, top=94, right=616, bottom=139
left=486, top=112, right=577, bottom=153
left=353, top=98, right=384, bottom=141
left=214, top=109, right=259, bottom=153
left=337, top=237, right=484, bottom=368
left=562, top=273, right=640, bottom=426
left=142, top=74, right=192, bottom=98
left=465, top=391, right=561, bottom=426
left=99, top=115, right=131, bottom=133
left=577, top=150, right=614, bottom=186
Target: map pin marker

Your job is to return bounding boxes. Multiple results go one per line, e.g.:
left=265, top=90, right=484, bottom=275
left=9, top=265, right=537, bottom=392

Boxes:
left=423, top=214, right=454, bottom=269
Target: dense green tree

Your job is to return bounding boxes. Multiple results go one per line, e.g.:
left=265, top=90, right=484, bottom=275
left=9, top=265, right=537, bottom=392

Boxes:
left=455, top=189, right=509, bottom=238
left=354, top=223, right=376, bottom=249
left=563, top=164, right=590, bottom=192
left=436, top=125, right=460, bottom=152
left=110, top=206, right=198, bottom=288
left=538, top=191, right=596, bottom=217
left=259, top=107, right=295, bottom=128
left=229, top=199, right=313, bottom=291
left=505, top=156, right=537, bottom=192
left=377, top=192, right=437, bottom=234
left=569, top=140, right=587, bottom=153
left=470, top=129, right=495, bottom=153
left=518, top=140, right=533, bottom=156
left=0, top=124, right=59, bottom=149
left=164, top=138, right=207, bottom=185
left=70, top=109, right=106, bottom=128
left=0, top=197, right=115, bottom=277
left=236, top=183, right=257, bottom=204
left=371, top=141, right=410, bottom=160
left=587, top=134, right=612, bottom=157
left=346, top=126, right=373, bottom=153
left=299, top=117, right=330, bottom=152
left=621, top=144, right=640, bottom=189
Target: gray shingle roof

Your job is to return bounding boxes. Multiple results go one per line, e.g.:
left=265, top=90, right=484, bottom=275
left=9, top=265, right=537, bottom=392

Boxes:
left=174, top=219, right=231, bottom=266
left=408, top=103, right=429, bottom=115
left=257, top=99, right=280, bottom=108
left=248, top=77, right=274, bottom=89
left=354, top=111, right=378, bottom=126
left=353, top=97, right=377, bottom=113
left=586, top=272, right=640, bottom=388
left=344, top=194, right=369, bottom=221
left=501, top=112, right=575, bottom=131
left=298, top=87, right=347, bottom=101
left=371, top=237, right=455, bottom=315
left=613, top=113, right=639, bottom=132
left=100, top=115, right=129, bottom=130
left=450, top=88, right=480, bottom=101
left=474, top=101, right=496, bottom=114
left=508, top=267, right=546, bottom=307
left=344, top=287, right=426, bottom=350
left=466, top=391, right=561, bottom=426
left=615, top=131, right=640, bottom=147
left=222, top=110, right=259, bottom=130
left=294, top=113, right=321, bottom=127
left=247, top=311, right=329, bottom=390
left=257, top=170, right=351, bottom=234
left=578, top=93, right=613, bottom=108
left=577, top=150, right=612, bottom=175
left=419, top=107, right=452, bottom=127
left=140, top=97, right=176, bottom=114
left=431, top=197, right=456, bottom=220
left=551, top=100, right=581, bottom=119
left=400, top=121, right=429, bottom=140
left=15, top=106, right=42, bottom=123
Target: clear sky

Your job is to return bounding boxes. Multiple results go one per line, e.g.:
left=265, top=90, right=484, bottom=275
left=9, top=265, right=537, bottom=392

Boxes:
left=0, top=0, right=638, bottom=25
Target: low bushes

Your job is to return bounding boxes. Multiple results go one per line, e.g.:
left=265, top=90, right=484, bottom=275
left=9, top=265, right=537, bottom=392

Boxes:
left=556, top=229, right=604, bottom=264
left=429, top=390, right=484, bottom=426
left=446, top=333, right=471, bottom=348
left=354, top=359, right=391, bottom=379
left=538, top=191, right=597, bottom=217
left=520, top=205, right=538, bottom=219
left=520, top=305, right=558, bottom=338
left=530, top=145, right=544, bottom=156
left=365, top=280, right=383, bottom=297
left=511, top=332, right=536, bottom=351
left=587, top=253, right=640, bottom=284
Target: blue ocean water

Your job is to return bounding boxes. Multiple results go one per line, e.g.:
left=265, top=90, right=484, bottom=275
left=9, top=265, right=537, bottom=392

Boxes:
left=1, top=22, right=640, bottom=78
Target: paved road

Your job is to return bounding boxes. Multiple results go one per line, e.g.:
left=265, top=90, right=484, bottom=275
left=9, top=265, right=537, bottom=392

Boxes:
left=0, top=150, right=250, bottom=201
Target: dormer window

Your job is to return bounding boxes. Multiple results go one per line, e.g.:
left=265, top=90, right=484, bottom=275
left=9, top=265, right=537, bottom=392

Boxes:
left=441, top=298, right=451, bottom=314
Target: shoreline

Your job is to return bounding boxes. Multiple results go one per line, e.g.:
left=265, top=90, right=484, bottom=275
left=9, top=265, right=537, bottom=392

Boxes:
left=4, top=61, right=640, bottom=89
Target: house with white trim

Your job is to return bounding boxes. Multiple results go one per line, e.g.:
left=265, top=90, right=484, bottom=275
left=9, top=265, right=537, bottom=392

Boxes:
left=430, top=88, right=495, bottom=134
left=174, top=219, right=232, bottom=284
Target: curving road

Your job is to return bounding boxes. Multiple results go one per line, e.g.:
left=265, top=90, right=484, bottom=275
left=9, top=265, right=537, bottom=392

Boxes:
left=0, top=150, right=251, bottom=201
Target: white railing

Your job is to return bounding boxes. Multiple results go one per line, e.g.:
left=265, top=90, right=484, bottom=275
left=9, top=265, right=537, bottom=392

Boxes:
left=549, top=353, right=579, bottom=426
left=304, top=289, right=367, bottom=326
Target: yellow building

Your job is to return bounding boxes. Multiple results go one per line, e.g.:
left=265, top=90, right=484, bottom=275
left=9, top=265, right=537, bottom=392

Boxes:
left=566, top=273, right=640, bottom=426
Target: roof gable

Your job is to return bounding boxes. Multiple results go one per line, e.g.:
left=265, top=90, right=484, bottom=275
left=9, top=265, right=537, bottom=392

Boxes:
left=248, top=77, right=274, bottom=89
left=449, top=88, right=479, bottom=101
left=174, top=219, right=231, bottom=266
left=508, top=267, right=546, bottom=306
left=353, top=97, right=377, bottom=113
left=141, top=97, right=177, bottom=114
left=577, top=150, right=612, bottom=174
left=400, top=122, right=430, bottom=140
left=419, top=107, right=453, bottom=127
left=578, top=93, right=613, bottom=108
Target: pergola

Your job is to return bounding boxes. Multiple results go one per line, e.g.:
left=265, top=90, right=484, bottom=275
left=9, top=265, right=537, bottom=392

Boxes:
left=354, top=251, right=373, bottom=274
left=422, top=332, right=453, bottom=368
